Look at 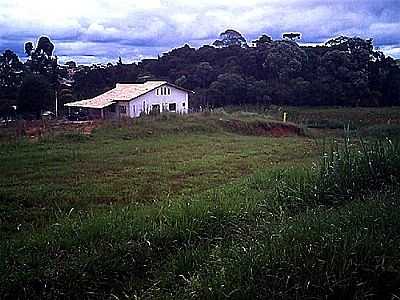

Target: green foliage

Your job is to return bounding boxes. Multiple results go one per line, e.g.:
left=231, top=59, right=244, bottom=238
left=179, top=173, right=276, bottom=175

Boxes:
left=2, top=33, right=400, bottom=114
left=24, top=36, right=58, bottom=83
left=0, top=50, right=24, bottom=90
left=208, top=73, right=247, bottom=106
left=0, top=50, right=24, bottom=117
left=283, top=32, right=301, bottom=40
left=315, top=137, right=400, bottom=203
left=213, top=29, right=247, bottom=48
left=54, top=33, right=400, bottom=109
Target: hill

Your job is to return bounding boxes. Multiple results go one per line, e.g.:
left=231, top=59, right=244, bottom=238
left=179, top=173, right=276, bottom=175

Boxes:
left=1, top=33, right=400, bottom=120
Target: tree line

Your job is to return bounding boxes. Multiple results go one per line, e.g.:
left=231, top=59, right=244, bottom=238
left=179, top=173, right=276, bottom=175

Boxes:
left=1, top=30, right=400, bottom=119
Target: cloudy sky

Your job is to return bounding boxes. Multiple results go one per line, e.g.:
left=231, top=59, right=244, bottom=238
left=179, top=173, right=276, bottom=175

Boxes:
left=0, top=0, right=399, bottom=64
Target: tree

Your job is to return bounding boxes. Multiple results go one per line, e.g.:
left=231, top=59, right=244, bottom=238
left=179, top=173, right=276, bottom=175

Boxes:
left=212, top=40, right=224, bottom=48
left=3, top=31, right=393, bottom=111
left=36, top=36, right=55, bottom=57
left=213, top=29, right=248, bottom=48
left=263, top=41, right=307, bottom=81
left=65, top=61, right=77, bottom=68
left=24, top=36, right=57, bottom=80
left=209, top=73, right=247, bottom=106
left=0, top=50, right=24, bottom=90
left=283, top=32, right=301, bottom=41
left=246, top=79, right=269, bottom=104
left=0, top=50, right=24, bottom=117
left=58, top=85, right=75, bottom=105
left=191, top=62, right=216, bottom=88
left=17, top=75, right=53, bottom=119
left=252, top=34, right=273, bottom=47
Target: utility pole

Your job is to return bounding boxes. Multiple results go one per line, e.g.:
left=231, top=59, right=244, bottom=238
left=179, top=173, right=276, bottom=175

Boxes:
left=55, top=90, right=58, bottom=118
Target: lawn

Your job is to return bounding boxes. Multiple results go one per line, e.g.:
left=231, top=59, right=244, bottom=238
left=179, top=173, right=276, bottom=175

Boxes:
left=1, top=109, right=400, bottom=299
left=0, top=113, right=316, bottom=237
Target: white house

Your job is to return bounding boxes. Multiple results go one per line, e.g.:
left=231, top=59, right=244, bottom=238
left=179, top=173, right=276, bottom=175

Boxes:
left=65, top=81, right=193, bottom=119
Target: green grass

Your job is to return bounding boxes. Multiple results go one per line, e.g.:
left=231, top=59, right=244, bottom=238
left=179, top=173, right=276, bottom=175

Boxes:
left=223, top=105, right=400, bottom=134
left=282, top=106, right=400, bottom=130
left=2, top=110, right=400, bottom=299
left=2, top=136, right=400, bottom=299
left=360, top=124, right=400, bottom=137
left=0, top=113, right=315, bottom=237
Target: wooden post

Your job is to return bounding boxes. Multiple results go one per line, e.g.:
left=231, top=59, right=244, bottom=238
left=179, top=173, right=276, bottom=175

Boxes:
left=283, top=112, right=287, bottom=123
left=101, top=108, right=104, bottom=119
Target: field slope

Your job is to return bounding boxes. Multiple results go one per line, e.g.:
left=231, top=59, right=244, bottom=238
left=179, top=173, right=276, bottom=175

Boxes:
left=1, top=110, right=400, bottom=299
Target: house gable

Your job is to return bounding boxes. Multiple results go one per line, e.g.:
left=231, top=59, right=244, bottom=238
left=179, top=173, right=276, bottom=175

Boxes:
left=126, top=84, right=189, bottom=117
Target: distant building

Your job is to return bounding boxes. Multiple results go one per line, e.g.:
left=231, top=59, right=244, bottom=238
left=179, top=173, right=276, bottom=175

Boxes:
left=64, top=81, right=193, bottom=119
left=249, top=41, right=257, bottom=48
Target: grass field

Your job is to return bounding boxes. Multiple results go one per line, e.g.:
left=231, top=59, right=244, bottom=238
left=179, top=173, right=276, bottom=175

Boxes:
left=1, top=108, right=400, bottom=299
left=0, top=113, right=314, bottom=237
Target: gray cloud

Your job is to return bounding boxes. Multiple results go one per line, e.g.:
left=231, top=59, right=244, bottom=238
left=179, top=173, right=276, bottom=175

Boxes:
left=0, top=0, right=399, bottom=64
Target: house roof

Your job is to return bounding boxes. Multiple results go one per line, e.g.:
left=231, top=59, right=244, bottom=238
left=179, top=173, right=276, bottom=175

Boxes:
left=65, top=81, right=192, bottom=109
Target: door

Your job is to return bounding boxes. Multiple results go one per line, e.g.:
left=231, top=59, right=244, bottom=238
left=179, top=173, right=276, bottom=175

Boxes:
left=151, top=104, right=160, bottom=114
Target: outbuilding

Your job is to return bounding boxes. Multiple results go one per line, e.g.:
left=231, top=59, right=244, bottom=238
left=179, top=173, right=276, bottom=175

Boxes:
left=65, top=81, right=193, bottom=119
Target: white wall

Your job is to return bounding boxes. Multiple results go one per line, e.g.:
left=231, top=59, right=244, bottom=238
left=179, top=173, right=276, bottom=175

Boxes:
left=128, top=84, right=188, bottom=118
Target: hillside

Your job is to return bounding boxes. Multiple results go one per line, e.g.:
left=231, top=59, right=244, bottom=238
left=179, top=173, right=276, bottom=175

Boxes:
left=72, top=35, right=400, bottom=108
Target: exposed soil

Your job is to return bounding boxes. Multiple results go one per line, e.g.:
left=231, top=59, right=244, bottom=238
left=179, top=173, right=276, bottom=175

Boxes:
left=14, top=120, right=97, bottom=139
left=4, top=116, right=304, bottom=141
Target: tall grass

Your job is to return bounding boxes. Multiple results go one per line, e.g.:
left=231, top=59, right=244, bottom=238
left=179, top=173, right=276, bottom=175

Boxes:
left=271, top=136, right=400, bottom=207
left=317, top=137, right=399, bottom=202
left=2, top=137, right=400, bottom=299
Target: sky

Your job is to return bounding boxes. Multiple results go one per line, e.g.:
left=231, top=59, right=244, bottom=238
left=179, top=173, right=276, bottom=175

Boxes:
left=0, top=0, right=399, bottom=64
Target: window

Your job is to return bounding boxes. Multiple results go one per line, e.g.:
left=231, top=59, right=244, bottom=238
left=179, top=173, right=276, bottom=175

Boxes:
left=157, top=86, right=171, bottom=96
left=182, top=102, right=186, bottom=108
left=119, top=105, right=127, bottom=114
left=110, top=104, right=116, bottom=113
left=169, top=103, right=176, bottom=111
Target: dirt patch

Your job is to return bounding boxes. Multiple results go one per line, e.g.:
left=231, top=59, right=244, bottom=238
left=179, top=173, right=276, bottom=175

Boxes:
left=14, top=120, right=98, bottom=140
left=219, top=118, right=304, bottom=137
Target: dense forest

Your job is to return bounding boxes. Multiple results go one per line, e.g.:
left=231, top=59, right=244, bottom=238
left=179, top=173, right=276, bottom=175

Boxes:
left=1, top=30, right=400, bottom=118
